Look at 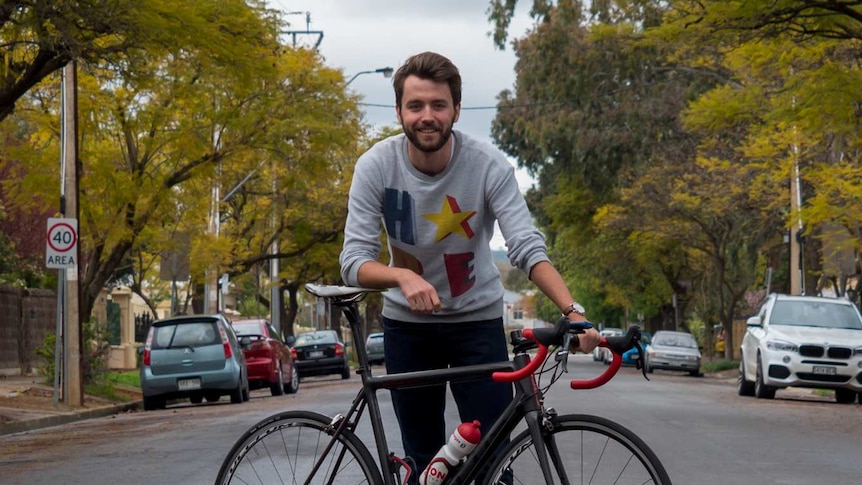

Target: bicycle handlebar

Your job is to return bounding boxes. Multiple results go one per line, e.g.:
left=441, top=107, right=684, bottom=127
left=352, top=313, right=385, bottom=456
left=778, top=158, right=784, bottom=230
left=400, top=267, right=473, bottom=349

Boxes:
left=491, top=328, right=549, bottom=382
left=491, top=322, right=647, bottom=387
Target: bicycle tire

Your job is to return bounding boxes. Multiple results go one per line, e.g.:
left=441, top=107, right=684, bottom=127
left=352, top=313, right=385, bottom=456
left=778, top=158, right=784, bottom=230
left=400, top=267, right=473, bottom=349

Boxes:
left=483, top=414, right=672, bottom=485
left=215, top=410, right=383, bottom=485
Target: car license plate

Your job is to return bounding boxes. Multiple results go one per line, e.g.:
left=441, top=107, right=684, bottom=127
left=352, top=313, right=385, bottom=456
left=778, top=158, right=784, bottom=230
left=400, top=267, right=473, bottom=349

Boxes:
left=308, top=350, right=324, bottom=358
left=812, top=366, right=836, bottom=376
left=178, top=378, right=201, bottom=390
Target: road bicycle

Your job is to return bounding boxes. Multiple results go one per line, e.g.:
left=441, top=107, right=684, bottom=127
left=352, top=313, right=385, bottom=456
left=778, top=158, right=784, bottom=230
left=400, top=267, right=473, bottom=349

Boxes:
left=216, top=284, right=672, bottom=484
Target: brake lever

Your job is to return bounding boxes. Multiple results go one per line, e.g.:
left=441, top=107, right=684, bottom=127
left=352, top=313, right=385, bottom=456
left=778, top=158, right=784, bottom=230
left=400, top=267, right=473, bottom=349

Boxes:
left=635, top=341, right=649, bottom=381
left=557, top=332, right=572, bottom=373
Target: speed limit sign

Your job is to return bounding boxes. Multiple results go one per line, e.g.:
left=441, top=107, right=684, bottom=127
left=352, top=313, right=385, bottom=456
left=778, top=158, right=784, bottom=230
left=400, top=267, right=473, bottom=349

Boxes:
left=46, top=218, right=78, bottom=269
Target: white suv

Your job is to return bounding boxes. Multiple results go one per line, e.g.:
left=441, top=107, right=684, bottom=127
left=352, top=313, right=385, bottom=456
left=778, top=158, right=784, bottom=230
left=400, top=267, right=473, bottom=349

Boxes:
left=739, top=294, right=862, bottom=403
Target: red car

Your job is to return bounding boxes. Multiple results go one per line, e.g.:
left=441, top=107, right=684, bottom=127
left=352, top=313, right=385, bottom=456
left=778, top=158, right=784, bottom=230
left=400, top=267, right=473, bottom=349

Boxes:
left=231, top=319, right=299, bottom=396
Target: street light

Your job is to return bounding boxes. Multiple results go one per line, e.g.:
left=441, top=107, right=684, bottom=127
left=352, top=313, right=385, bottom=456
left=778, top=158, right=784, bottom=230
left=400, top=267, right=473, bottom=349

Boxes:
left=346, top=66, right=394, bottom=86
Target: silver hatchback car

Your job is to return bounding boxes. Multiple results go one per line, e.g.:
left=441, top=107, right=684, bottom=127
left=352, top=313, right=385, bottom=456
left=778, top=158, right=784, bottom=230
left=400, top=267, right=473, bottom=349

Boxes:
left=140, top=314, right=250, bottom=410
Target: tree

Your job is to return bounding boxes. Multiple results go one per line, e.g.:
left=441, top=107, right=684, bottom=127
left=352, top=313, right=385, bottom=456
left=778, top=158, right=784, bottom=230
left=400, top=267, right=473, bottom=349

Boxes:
left=664, top=0, right=862, bottom=43
left=0, top=0, right=281, bottom=123
left=1, top=17, right=362, bottom=327
left=489, top=1, right=718, bottom=326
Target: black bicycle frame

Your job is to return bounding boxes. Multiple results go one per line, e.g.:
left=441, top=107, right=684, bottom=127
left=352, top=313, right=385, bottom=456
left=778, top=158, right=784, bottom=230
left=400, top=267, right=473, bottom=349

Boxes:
left=311, top=301, right=558, bottom=485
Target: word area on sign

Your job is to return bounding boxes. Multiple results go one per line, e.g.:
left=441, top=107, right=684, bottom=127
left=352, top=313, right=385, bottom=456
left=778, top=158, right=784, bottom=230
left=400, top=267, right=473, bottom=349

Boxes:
left=47, top=255, right=77, bottom=265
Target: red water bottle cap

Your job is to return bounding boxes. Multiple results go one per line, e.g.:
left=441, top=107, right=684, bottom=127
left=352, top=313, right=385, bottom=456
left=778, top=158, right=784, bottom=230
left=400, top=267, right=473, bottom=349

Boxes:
left=457, top=420, right=482, bottom=444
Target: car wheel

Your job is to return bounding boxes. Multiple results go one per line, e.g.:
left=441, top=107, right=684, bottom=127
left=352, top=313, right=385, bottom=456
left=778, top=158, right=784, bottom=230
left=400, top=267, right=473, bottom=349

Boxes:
left=754, top=357, right=776, bottom=399
left=271, top=363, right=285, bottom=396
left=189, top=395, right=203, bottom=404
left=284, top=364, right=299, bottom=394
left=143, top=396, right=165, bottom=411
left=205, top=392, right=220, bottom=403
left=737, top=356, right=755, bottom=396
left=231, top=377, right=244, bottom=404
left=242, top=376, right=251, bottom=402
left=341, top=363, right=351, bottom=380
left=689, top=368, right=700, bottom=377
left=835, top=388, right=856, bottom=404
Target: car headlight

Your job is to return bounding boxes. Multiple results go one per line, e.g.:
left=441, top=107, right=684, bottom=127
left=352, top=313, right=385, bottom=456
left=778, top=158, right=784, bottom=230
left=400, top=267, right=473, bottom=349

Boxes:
left=765, top=339, right=797, bottom=352
left=854, top=346, right=862, bottom=356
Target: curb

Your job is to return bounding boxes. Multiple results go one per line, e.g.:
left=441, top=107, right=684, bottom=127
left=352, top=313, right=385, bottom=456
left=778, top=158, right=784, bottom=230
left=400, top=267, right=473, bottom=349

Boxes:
left=0, top=400, right=141, bottom=437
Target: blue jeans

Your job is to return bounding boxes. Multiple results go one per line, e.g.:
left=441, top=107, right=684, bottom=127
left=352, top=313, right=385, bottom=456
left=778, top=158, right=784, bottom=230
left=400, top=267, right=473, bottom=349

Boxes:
left=383, top=317, right=513, bottom=483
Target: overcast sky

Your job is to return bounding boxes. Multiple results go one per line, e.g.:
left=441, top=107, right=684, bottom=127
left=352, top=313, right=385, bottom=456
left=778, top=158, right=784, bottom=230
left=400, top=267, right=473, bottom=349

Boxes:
left=270, top=0, right=537, bottom=249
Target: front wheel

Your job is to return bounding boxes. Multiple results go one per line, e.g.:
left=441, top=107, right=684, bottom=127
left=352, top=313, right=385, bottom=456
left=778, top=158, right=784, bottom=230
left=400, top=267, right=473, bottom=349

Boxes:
left=737, top=356, right=755, bottom=396
left=484, top=414, right=672, bottom=485
left=754, top=357, right=776, bottom=400
left=215, top=410, right=382, bottom=485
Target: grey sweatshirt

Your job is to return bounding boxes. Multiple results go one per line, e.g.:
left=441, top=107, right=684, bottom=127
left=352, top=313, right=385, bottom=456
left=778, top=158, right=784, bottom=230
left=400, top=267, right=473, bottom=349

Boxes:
left=340, top=130, right=549, bottom=323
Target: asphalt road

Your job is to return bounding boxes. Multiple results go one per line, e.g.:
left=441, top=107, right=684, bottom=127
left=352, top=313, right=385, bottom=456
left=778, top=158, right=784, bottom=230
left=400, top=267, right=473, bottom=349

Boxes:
left=0, top=355, right=860, bottom=484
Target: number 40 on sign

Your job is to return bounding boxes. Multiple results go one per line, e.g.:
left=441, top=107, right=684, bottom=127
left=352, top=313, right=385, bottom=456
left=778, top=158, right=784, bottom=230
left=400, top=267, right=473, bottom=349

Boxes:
left=46, top=217, right=78, bottom=269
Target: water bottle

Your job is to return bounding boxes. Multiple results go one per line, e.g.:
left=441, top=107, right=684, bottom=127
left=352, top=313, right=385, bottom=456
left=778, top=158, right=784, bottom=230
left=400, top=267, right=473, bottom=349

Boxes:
left=419, top=420, right=482, bottom=485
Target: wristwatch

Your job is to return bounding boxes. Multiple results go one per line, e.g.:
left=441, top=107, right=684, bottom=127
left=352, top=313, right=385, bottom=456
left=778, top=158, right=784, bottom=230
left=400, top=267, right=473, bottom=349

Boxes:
left=562, top=302, right=586, bottom=317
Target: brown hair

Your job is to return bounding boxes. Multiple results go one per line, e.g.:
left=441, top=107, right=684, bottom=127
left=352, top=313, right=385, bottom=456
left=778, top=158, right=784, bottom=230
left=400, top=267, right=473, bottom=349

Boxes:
left=393, top=52, right=462, bottom=108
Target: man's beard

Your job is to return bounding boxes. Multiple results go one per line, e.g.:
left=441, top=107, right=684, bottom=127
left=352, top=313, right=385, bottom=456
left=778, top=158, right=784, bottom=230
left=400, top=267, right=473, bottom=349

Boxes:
left=402, top=120, right=454, bottom=153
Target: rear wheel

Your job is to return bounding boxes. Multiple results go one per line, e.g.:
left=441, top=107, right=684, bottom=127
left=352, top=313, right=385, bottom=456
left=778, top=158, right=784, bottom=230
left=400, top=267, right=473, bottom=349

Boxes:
left=484, top=414, right=671, bottom=485
left=284, top=364, right=299, bottom=394
left=341, top=363, right=351, bottom=379
left=242, top=377, right=250, bottom=402
left=270, top=363, right=285, bottom=396
left=215, top=410, right=382, bottom=485
left=230, top=376, right=243, bottom=404
left=142, top=396, right=165, bottom=411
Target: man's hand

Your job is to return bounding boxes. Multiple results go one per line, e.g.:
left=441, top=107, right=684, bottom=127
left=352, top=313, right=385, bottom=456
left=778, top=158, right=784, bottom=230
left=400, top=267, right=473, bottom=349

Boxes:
left=398, top=269, right=442, bottom=313
left=570, top=327, right=601, bottom=354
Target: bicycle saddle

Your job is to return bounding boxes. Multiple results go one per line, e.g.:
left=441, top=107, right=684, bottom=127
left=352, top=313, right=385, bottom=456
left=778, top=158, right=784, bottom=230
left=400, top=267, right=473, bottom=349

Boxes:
left=304, top=284, right=383, bottom=301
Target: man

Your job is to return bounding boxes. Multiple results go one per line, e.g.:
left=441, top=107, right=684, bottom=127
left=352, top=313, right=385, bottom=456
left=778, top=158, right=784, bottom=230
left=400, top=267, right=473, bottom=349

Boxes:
left=340, top=51, right=600, bottom=480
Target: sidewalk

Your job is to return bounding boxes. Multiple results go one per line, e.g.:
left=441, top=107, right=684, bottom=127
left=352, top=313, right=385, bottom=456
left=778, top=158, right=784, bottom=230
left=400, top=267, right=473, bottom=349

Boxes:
left=0, top=374, right=141, bottom=436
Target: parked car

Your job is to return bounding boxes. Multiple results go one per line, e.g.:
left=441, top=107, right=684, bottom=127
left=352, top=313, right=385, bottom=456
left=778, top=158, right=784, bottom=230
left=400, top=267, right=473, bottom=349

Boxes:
left=593, top=327, right=624, bottom=364
left=645, top=330, right=702, bottom=376
left=140, top=314, right=249, bottom=411
left=291, top=330, right=351, bottom=379
left=621, top=331, right=651, bottom=366
left=739, top=294, right=862, bottom=403
left=231, top=318, right=299, bottom=396
left=365, top=332, right=385, bottom=365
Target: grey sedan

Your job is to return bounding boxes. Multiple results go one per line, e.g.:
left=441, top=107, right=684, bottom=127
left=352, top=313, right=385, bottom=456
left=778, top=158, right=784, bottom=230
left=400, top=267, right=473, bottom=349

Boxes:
left=645, top=330, right=702, bottom=376
left=365, top=332, right=385, bottom=365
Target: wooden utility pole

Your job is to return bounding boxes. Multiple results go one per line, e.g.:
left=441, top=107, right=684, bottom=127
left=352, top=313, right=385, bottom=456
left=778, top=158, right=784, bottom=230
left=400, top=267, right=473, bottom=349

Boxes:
left=790, top=132, right=805, bottom=296
left=62, top=61, right=83, bottom=406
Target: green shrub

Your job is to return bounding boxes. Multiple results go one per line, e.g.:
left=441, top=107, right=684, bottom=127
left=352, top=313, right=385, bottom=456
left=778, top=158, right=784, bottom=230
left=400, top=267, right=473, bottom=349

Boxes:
left=36, top=318, right=112, bottom=385
left=701, top=360, right=739, bottom=373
